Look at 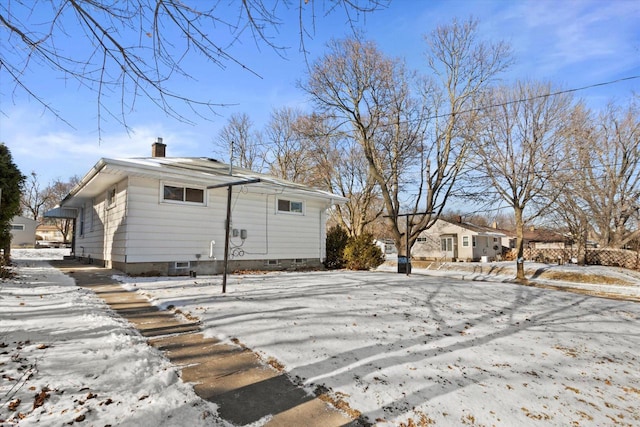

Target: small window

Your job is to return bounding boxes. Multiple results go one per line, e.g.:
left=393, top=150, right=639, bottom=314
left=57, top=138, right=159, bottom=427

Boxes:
left=277, top=198, right=303, bottom=214
left=472, top=236, right=477, bottom=247
left=174, top=261, right=190, bottom=269
left=163, top=184, right=205, bottom=204
left=462, top=236, right=469, bottom=247
left=10, top=224, right=25, bottom=231
left=79, top=206, right=85, bottom=236
left=106, top=186, right=117, bottom=209
left=416, top=237, right=427, bottom=242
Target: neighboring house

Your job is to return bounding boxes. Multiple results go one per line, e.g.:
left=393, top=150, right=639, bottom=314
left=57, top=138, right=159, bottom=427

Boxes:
left=9, top=216, right=38, bottom=248
left=500, top=227, right=573, bottom=250
left=35, top=224, right=67, bottom=248
left=523, top=227, right=572, bottom=249
left=412, top=218, right=506, bottom=262
left=46, top=139, right=347, bottom=275
left=375, top=238, right=397, bottom=259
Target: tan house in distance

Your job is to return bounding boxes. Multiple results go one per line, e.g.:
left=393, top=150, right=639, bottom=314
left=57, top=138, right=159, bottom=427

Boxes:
left=35, top=224, right=67, bottom=248
left=412, top=218, right=506, bottom=262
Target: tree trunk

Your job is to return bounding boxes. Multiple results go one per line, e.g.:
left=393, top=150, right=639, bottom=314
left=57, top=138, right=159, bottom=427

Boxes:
left=514, top=207, right=526, bottom=281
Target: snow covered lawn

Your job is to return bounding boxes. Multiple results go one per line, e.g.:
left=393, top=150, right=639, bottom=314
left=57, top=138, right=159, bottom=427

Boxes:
left=2, top=249, right=640, bottom=426
left=0, top=250, right=221, bottom=427
left=120, top=264, right=640, bottom=426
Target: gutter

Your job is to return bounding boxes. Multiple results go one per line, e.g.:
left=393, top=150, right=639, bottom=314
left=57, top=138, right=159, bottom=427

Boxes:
left=60, top=158, right=108, bottom=206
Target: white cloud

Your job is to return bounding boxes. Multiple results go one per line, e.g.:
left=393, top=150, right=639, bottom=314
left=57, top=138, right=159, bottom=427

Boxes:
left=1, top=104, right=214, bottom=183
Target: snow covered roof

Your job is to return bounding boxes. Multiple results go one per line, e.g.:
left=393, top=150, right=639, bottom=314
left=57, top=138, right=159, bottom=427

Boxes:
left=59, top=156, right=348, bottom=208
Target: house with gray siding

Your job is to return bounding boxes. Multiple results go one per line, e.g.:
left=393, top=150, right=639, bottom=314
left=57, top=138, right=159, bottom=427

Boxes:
left=9, top=216, right=38, bottom=248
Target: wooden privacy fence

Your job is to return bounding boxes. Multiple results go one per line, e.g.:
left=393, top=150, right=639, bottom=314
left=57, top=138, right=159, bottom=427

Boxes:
left=508, top=247, right=640, bottom=271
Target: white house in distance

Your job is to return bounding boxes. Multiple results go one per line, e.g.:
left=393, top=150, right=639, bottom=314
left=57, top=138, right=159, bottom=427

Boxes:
left=9, top=215, right=38, bottom=248
left=412, top=218, right=506, bottom=262
left=47, top=139, right=347, bottom=275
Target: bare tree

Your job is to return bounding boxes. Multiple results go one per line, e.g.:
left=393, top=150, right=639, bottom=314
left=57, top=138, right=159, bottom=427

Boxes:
left=45, top=177, right=80, bottom=243
left=301, top=19, right=511, bottom=257
left=216, top=112, right=266, bottom=171
left=304, top=114, right=384, bottom=237
left=470, top=81, right=575, bottom=281
left=21, top=172, right=53, bottom=221
left=1, top=0, right=387, bottom=135
left=266, top=107, right=314, bottom=183
left=563, top=98, right=640, bottom=249
left=268, top=110, right=384, bottom=236
left=21, top=173, right=80, bottom=241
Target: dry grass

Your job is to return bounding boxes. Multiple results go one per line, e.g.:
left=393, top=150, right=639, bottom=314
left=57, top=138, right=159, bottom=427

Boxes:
left=318, top=391, right=363, bottom=420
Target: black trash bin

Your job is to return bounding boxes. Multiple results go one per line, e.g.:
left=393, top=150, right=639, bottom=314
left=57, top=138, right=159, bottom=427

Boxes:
left=397, top=256, right=412, bottom=274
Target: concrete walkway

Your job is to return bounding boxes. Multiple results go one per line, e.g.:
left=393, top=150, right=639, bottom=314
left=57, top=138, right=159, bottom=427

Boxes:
left=52, top=260, right=361, bottom=427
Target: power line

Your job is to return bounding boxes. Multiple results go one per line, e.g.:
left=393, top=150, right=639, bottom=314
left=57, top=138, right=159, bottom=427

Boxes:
left=424, top=75, right=640, bottom=121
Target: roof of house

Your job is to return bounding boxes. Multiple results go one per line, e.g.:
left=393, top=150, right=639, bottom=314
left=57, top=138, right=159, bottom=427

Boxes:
left=492, top=226, right=569, bottom=243
left=36, top=225, right=60, bottom=232
left=439, top=218, right=507, bottom=237
left=59, top=156, right=348, bottom=208
left=11, top=215, right=39, bottom=226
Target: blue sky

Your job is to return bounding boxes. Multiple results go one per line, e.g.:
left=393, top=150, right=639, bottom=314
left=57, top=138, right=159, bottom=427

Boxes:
left=1, top=0, right=639, bottom=186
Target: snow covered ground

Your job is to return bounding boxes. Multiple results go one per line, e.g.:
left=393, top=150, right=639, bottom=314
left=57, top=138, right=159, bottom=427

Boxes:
left=1, top=249, right=223, bottom=427
left=2, top=249, right=640, bottom=426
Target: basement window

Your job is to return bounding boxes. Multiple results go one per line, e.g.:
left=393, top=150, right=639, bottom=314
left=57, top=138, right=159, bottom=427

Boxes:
left=174, top=261, right=190, bottom=269
left=277, top=198, right=303, bottom=214
left=162, top=184, right=205, bottom=205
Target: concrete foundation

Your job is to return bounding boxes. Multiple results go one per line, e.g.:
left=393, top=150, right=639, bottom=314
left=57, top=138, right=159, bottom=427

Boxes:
left=76, top=256, right=324, bottom=276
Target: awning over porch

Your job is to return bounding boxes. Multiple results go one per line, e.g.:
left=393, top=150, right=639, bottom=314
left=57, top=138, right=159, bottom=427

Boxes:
left=44, top=206, right=77, bottom=219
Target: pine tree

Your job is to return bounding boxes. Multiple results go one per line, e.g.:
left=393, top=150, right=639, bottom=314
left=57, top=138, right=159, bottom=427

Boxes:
left=0, top=143, right=26, bottom=262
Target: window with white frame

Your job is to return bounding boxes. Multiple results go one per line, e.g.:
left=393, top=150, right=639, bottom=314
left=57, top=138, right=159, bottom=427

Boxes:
left=162, top=184, right=205, bottom=204
left=472, top=235, right=477, bottom=247
left=277, top=198, right=303, bottom=214
left=462, top=236, right=469, bottom=247
left=10, top=224, right=25, bottom=231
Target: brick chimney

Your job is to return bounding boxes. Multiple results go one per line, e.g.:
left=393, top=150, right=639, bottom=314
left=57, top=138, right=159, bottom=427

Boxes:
left=151, top=137, right=166, bottom=157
